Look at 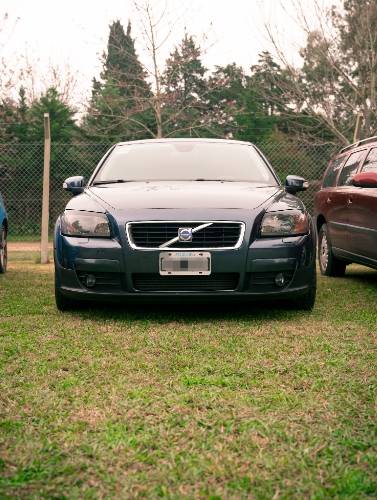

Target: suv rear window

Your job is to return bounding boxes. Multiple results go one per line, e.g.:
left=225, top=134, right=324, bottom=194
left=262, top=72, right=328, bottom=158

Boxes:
left=337, top=150, right=366, bottom=186
left=322, top=156, right=345, bottom=188
left=361, top=148, right=377, bottom=173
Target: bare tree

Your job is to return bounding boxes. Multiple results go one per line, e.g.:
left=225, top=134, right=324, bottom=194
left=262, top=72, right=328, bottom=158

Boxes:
left=19, top=48, right=86, bottom=108
left=86, top=0, right=237, bottom=140
left=255, top=0, right=377, bottom=145
left=0, top=12, right=20, bottom=101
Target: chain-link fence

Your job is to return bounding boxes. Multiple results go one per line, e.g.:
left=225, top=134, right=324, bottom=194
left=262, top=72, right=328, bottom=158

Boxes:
left=1, top=142, right=111, bottom=254
left=257, top=142, right=340, bottom=213
left=0, top=141, right=341, bottom=256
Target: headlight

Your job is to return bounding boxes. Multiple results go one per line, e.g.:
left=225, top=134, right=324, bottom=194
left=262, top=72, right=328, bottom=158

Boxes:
left=62, top=211, right=111, bottom=237
left=260, top=210, right=308, bottom=237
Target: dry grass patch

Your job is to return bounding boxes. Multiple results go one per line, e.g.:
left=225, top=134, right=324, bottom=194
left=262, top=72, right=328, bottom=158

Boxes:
left=0, top=262, right=376, bottom=498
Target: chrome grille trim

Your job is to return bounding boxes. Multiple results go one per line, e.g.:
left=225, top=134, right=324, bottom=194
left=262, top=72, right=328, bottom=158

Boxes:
left=159, top=223, right=214, bottom=248
left=126, top=221, right=246, bottom=251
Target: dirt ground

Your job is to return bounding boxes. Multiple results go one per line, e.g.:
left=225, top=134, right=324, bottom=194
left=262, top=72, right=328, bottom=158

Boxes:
left=8, top=242, right=54, bottom=251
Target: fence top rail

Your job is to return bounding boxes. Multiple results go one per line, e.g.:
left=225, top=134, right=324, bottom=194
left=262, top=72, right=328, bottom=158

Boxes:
left=0, top=140, right=344, bottom=146
left=0, top=142, right=116, bottom=147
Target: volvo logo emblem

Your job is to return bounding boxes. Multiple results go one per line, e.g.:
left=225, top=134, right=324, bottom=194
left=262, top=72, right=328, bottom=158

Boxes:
left=178, top=227, right=193, bottom=242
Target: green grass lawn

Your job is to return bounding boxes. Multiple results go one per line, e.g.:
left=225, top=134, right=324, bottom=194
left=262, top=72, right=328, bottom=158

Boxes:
left=0, top=258, right=377, bottom=499
left=7, top=236, right=54, bottom=243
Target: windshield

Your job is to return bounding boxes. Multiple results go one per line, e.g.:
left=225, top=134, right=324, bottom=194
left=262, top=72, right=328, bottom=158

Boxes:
left=93, top=142, right=277, bottom=184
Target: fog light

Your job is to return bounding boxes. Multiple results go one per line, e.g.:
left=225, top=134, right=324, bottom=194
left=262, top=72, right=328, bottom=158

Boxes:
left=275, top=273, right=286, bottom=287
left=85, top=274, right=96, bottom=287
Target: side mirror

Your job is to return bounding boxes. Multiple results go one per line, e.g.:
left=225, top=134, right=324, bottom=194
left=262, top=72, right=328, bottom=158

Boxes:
left=63, top=176, right=84, bottom=196
left=285, top=175, right=309, bottom=195
left=352, top=172, right=377, bottom=188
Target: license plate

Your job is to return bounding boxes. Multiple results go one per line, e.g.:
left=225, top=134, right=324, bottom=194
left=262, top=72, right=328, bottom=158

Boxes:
left=159, top=251, right=211, bottom=275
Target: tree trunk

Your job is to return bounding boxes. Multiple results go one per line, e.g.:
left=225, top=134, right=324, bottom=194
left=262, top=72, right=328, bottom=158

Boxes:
left=156, top=101, right=163, bottom=139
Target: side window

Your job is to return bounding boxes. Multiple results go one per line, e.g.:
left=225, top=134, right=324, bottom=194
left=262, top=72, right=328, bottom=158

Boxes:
left=361, top=148, right=377, bottom=174
left=337, top=150, right=366, bottom=187
left=322, top=156, right=345, bottom=188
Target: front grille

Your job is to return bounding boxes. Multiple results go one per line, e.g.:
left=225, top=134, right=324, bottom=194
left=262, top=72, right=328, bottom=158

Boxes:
left=76, top=271, right=122, bottom=291
left=127, top=222, right=243, bottom=249
left=248, top=271, right=294, bottom=292
left=132, top=273, right=239, bottom=292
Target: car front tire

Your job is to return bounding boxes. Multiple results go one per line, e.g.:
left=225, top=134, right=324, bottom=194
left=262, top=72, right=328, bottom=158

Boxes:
left=318, top=223, right=346, bottom=277
left=0, top=224, right=7, bottom=274
left=282, top=266, right=316, bottom=311
left=55, top=272, right=77, bottom=311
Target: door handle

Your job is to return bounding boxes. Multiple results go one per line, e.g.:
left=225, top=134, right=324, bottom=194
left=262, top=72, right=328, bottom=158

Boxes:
left=347, top=196, right=353, bottom=204
left=327, top=197, right=332, bottom=203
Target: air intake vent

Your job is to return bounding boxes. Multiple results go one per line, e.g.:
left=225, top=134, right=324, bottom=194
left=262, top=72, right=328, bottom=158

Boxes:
left=127, top=222, right=244, bottom=249
left=132, top=273, right=239, bottom=292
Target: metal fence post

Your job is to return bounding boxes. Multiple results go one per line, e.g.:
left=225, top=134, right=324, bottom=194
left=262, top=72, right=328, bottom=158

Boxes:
left=41, top=113, right=51, bottom=264
left=353, top=113, right=363, bottom=143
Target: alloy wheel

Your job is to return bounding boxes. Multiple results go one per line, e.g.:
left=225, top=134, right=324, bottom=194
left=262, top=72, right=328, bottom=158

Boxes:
left=0, top=226, right=7, bottom=272
left=319, top=233, right=328, bottom=272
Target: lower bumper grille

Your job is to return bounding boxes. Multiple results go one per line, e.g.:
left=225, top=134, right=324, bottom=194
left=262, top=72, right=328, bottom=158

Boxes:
left=132, top=273, right=239, bottom=292
left=248, top=270, right=294, bottom=292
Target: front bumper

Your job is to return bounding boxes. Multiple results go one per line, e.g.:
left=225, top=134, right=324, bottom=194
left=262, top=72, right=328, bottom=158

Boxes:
left=54, top=222, right=316, bottom=303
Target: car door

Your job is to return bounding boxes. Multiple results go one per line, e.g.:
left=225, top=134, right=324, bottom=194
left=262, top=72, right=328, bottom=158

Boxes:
left=325, top=151, right=363, bottom=250
left=318, top=154, right=348, bottom=248
left=347, top=147, right=377, bottom=260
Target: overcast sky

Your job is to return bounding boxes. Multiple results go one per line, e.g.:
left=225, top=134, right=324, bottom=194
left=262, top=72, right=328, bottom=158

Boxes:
left=1, top=0, right=332, bottom=105
left=1, top=0, right=269, bottom=88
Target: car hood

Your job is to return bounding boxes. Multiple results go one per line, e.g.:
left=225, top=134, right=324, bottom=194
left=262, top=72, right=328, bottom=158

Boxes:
left=86, top=181, right=281, bottom=210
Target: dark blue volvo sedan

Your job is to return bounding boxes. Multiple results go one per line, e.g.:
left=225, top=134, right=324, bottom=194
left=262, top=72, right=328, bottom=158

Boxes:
left=54, top=139, right=316, bottom=310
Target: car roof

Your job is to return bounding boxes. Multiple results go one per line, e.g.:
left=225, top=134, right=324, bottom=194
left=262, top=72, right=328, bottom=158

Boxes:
left=331, top=138, right=377, bottom=163
left=338, top=136, right=377, bottom=155
left=116, top=138, right=254, bottom=146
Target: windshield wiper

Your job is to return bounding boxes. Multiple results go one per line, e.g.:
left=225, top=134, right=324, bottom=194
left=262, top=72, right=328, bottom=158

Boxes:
left=194, top=179, right=235, bottom=182
left=92, top=179, right=130, bottom=185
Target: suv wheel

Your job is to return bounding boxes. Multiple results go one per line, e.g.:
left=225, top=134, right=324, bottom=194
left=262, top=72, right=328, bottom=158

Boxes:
left=55, top=271, right=76, bottom=311
left=0, top=224, right=7, bottom=274
left=318, top=223, right=346, bottom=277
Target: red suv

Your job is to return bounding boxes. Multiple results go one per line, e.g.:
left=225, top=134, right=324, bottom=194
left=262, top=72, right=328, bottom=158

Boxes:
left=314, top=137, right=377, bottom=276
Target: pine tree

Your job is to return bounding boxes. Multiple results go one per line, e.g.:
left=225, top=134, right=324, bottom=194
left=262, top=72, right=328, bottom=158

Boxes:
left=105, top=20, right=149, bottom=97
left=205, top=63, right=247, bottom=139
left=162, top=34, right=208, bottom=136
left=235, top=54, right=284, bottom=142
left=234, top=86, right=279, bottom=143
left=200, top=62, right=277, bottom=141
left=0, top=98, right=16, bottom=142
left=11, top=87, right=31, bottom=142
left=164, top=35, right=206, bottom=105
left=28, top=88, right=77, bottom=142
left=85, top=5, right=236, bottom=140
left=85, top=20, right=152, bottom=141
